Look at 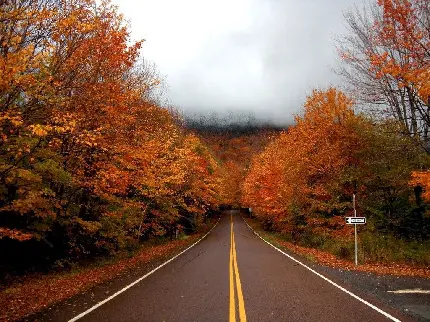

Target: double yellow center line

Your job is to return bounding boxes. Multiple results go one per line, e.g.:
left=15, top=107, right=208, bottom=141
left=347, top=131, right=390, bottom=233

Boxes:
left=229, top=214, right=247, bottom=322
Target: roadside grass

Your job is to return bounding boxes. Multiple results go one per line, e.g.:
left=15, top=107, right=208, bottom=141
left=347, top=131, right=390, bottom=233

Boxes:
left=245, top=217, right=430, bottom=277
left=178, top=234, right=191, bottom=240
left=296, top=231, right=430, bottom=267
left=359, top=232, right=430, bottom=266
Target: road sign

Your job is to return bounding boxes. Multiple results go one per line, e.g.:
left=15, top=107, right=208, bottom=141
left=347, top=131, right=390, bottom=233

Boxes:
left=345, top=217, right=366, bottom=224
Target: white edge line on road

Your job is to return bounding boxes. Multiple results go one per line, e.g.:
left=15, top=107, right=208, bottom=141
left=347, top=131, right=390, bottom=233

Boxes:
left=242, top=218, right=402, bottom=322
left=387, top=289, right=430, bottom=294
left=68, top=217, right=222, bottom=322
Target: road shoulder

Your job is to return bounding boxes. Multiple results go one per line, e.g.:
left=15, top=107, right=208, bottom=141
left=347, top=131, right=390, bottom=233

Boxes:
left=242, top=216, right=430, bottom=322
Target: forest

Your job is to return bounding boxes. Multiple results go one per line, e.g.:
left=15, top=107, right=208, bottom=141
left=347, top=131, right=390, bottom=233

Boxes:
left=0, top=0, right=429, bottom=282
left=0, top=0, right=226, bottom=278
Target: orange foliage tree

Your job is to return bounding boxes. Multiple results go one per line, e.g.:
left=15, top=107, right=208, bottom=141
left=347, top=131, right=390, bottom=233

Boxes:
left=0, top=0, right=223, bottom=270
left=242, top=88, right=359, bottom=237
left=372, top=0, right=429, bottom=105
left=343, top=0, right=430, bottom=204
left=338, top=0, right=429, bottom=139
left=242, top=88, right=429, bottom=241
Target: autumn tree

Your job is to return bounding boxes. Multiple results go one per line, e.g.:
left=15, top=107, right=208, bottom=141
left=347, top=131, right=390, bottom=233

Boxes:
left=338, top=0, right=429, bottom=140
left=243, top=89, right=359, bottom=236
left=0, top=0, right=224, bottom=274
left=242, top=88, right=430, bottom=242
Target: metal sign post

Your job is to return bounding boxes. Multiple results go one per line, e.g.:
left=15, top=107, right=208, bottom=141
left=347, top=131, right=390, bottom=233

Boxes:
left=353, top=194, right=357, bottom=266
left=344, top=194, right=366, bottom=266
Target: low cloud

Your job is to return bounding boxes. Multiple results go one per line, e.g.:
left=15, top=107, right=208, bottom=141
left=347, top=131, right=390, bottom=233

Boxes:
left=113, top=0, right=359, bottom=124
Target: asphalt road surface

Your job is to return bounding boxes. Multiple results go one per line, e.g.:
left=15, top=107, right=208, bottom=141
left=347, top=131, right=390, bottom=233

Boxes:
left=70, top=211, right=414, bottom=322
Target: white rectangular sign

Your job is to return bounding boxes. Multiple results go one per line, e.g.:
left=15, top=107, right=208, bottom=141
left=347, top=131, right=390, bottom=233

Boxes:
left=346, top=217, right=366, bottom=224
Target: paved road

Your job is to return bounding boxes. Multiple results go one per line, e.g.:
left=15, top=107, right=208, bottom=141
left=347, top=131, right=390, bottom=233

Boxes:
left=71, top=211, right=413, bottom=322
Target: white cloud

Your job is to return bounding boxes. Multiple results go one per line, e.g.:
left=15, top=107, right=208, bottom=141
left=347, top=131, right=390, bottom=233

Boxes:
left=111, top=0, right=361, bottom=124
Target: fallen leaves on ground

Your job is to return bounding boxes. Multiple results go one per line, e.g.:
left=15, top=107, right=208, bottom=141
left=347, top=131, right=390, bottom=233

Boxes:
left=246, top=219, right=430, bottom=278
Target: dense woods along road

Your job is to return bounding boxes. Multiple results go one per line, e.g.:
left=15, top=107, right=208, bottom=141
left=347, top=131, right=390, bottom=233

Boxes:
left=69, top=211, right=412, bottom=322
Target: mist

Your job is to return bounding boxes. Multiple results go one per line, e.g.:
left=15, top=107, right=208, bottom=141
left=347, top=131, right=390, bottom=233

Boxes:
left=112, top=0, right=360, bottom=124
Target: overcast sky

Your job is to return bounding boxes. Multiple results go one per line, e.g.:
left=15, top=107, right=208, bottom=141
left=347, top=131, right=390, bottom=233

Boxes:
left=111, top=0, right=360, bottom=125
